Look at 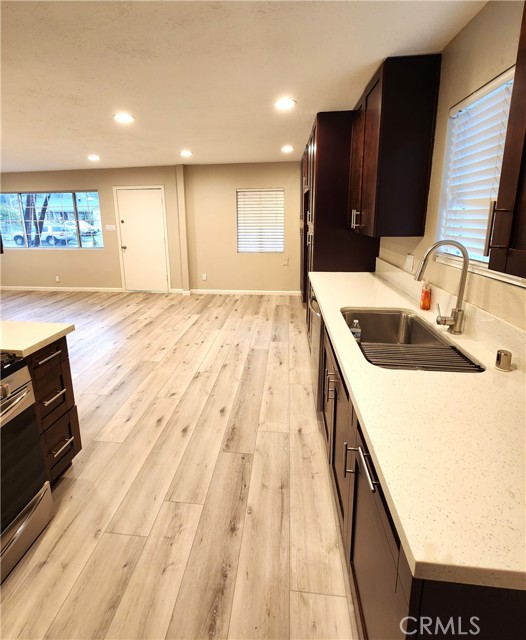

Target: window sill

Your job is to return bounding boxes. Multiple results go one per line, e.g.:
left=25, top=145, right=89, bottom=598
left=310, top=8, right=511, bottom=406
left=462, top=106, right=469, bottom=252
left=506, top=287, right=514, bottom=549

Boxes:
left=435, top=253, right=526, bottom=289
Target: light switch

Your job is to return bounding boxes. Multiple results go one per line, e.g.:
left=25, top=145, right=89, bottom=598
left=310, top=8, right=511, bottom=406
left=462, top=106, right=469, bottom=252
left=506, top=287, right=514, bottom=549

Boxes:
left=105, top=224, right=116, bottom=231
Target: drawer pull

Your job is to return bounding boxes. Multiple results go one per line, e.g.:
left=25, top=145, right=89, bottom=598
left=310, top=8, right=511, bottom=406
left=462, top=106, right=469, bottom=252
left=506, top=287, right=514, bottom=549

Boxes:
left=358, top=445, right=379, bottom=493
left=50, top=436, right=74, bottom=459
left=37, top=350, right=62, bottom=366
left=43, top=388, right=67, bottom=407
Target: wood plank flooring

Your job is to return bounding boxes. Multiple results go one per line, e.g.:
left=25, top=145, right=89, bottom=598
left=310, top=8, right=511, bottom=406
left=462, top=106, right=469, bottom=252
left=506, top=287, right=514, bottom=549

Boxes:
left=0, top=290, right=358, bottom=640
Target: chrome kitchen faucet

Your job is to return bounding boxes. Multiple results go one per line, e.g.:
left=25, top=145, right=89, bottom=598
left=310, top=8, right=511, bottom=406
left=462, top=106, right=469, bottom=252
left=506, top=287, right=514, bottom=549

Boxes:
left=414, top=240, right=469, bottom=335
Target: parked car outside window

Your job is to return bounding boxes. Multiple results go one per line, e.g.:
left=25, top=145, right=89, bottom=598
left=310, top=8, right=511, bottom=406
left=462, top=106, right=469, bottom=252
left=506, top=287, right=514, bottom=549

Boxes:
left=13, top=225, right=78, bottom=247
left=65, top=220, right=100, bottom=236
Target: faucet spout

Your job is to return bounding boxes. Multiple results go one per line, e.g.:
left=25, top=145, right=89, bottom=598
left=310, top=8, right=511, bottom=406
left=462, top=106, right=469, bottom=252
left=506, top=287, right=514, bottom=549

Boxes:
left=414, top=240, right=469, bottom=334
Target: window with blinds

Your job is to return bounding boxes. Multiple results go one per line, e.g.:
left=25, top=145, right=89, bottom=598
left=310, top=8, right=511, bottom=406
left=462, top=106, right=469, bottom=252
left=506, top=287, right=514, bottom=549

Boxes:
left=440, top=68, right=514, bottom=263
left=236, top=188, right=284, bottom=253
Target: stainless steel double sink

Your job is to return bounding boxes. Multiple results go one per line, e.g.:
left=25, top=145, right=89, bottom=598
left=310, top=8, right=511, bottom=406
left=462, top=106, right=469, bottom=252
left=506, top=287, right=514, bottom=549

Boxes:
left=341, top=308, right=485, bottom=372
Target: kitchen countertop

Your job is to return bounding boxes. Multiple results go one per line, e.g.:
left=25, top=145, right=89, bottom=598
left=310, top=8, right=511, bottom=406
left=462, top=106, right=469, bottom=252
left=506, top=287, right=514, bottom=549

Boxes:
left=310, top=270, right=526, bottom=590
left=0, top=321, right=75, bottom=357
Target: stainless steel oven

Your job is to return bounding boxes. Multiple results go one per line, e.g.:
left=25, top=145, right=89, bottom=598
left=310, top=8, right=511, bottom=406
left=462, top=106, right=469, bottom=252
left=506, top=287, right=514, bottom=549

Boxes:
left=1, top=354, right=54, bottom=582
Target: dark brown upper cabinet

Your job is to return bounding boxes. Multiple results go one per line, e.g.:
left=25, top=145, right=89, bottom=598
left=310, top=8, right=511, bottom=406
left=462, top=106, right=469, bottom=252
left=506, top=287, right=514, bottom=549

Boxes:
left=489, top=4, right=526, bottom=278
left=349, top=55, right=441, bottom=237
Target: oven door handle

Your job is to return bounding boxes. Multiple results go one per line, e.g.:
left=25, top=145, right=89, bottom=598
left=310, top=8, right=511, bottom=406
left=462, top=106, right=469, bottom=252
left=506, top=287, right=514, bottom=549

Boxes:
left=0, top=482, right=50, bottom=559
left=0, top=387, right=30, bottom=421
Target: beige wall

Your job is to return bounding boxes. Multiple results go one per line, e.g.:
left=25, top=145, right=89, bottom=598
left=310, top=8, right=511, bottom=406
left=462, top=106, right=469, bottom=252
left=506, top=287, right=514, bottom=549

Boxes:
left=0, top=166, right=183, bottom=289
left=0, top=162, right=300, bottom=292
left=184, top=162, right=300, bottom=291
left=380, top=1, right=526, bottom=330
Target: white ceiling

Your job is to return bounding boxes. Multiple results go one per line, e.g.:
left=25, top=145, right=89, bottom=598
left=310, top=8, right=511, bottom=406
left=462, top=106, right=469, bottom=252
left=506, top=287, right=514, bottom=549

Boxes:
left=1, top=0, right=487, bottom=173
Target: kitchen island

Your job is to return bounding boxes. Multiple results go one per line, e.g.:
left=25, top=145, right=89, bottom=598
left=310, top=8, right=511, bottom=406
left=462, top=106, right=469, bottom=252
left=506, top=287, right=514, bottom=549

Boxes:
left=309, top=265, right=525, bottom=638
left=1, top=320, right=81, bottom=483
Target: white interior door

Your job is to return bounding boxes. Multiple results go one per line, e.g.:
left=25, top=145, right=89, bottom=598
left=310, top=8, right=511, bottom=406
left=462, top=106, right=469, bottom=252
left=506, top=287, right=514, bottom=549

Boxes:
left=116, top=188, right=169, bottom=292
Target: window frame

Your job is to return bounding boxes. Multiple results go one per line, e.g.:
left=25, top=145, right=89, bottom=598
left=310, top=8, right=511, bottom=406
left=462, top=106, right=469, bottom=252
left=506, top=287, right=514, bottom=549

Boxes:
left=437, top=68, right=515, bottom=264
left=0, top=190, right=104, bottom=249
left=436, top=66, right=526, bottom=288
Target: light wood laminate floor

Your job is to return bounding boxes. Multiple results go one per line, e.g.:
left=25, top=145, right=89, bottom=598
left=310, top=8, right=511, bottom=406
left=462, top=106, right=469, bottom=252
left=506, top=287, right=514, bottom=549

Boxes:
left=0, top=291, right=358, bottom=640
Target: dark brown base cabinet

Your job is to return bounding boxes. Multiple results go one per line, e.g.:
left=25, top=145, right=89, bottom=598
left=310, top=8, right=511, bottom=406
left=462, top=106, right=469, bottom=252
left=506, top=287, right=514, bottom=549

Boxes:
left=321, top=330, right=526, bottom=640
left=26, top=337, right=82, bottom=483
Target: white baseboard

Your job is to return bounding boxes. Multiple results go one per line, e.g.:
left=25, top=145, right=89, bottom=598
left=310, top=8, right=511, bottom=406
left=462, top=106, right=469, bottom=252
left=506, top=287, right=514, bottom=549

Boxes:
left=190, top=288, right=301, bottom=296
left=0, top=285, right=124, bottom=292
left=1, top=286, right=300, bottom=297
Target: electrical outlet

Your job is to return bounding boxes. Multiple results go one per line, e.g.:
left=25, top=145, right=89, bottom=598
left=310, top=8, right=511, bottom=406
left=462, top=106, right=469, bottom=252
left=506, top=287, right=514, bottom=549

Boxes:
left=202, top=273, right=207, bottom=281
left=282, top=256, right=289, bottom=266
left=55, top=275, right=60, bottom=283
left=405, top=254, right=414, bottom=273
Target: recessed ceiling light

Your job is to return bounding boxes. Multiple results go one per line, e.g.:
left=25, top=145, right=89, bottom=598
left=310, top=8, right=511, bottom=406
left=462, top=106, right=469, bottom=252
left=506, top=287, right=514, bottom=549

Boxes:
left=87, top=154, right=100, bottom=162
left=113, top=112, right=135, bottom=124
left=274, top=97, right=296, bottom=111
left=180, top=149, right=193, bottom=158
left=281, top=145, right=294, bottom=154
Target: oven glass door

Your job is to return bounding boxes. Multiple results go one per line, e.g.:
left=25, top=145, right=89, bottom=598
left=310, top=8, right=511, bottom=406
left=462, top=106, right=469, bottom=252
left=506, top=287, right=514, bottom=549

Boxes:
left=1, top=399, right=46, bottom=533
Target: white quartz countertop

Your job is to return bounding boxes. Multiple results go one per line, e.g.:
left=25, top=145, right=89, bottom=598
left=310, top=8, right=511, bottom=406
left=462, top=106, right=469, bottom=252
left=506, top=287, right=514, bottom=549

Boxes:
left=310, top=271, right=526, bottom=590
left=0, top=321, right=75, bottom=357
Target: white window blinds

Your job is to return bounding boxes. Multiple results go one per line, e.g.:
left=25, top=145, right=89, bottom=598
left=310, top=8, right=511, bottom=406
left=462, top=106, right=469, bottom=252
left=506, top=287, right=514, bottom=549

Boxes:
left=440, top=69, right=514, bottom=263
left=236, top=188, right=284, bottom=253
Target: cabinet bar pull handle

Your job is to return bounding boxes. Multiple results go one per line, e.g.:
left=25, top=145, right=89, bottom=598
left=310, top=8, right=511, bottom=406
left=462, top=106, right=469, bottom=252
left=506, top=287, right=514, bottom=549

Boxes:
left=358, top=445, right=378, bottom=493
left=50, top=436, right=74, bottom=459
left=483, top=200, right=497, bottom=257
left=42, top=388, right=67, bottom=407
left=37, top=350, right=62, bottom=366
left=326, top=373, right=338, bottom=400
left=344, top=442, right=358, bottom=478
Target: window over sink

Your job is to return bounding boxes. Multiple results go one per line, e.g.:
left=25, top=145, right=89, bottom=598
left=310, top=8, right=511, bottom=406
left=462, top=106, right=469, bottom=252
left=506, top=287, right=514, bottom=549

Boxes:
left=438, top=68, right=514, bottom=264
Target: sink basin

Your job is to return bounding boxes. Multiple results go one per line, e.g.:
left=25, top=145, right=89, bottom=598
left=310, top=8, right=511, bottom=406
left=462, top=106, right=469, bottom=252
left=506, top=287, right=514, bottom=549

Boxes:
left=341, top=307, right=485, bottom=372
left=341, top=308, right=446, bottom=346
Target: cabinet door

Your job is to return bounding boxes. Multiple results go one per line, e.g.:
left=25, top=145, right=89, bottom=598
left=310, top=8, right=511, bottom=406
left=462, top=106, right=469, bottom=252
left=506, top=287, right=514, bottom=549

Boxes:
left=489, top=5, right=526, bottom=278
left=322, top=334, right=338, bottom=464
left=358, top=80, right=382, bottom=237
left=349, top=104, right=365, bottom=226
left=350, top=429, right=407, bottom=640
left=331, top=375, right=351, bottom=530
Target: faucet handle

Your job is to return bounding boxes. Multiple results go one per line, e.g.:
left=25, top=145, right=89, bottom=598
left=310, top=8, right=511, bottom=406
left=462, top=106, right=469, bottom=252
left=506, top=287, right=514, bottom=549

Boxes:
left=436, top=303, right=442, bottom=320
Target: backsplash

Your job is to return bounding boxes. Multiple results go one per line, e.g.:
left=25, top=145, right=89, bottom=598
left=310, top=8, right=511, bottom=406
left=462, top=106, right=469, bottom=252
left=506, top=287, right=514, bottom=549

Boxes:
left=376, top=259, right=525, bottom=374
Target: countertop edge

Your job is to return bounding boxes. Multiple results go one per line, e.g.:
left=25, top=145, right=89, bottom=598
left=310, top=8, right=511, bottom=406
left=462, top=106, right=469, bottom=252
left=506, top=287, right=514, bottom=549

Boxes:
left=1, top=322, right=75, bottom=357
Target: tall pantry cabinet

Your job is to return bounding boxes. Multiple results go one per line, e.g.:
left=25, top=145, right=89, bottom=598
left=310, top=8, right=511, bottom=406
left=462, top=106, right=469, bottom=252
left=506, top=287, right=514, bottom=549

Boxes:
left=300, top=112, right=380, bottom=315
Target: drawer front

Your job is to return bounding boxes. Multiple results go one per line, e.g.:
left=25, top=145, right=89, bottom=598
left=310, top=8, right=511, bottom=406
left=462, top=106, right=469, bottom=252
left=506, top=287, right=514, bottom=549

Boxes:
left=42, top=406, right=81, bottom=479
left=28, top=338, right=68, bottom=381
left=33, top=359, right=74, bottom=429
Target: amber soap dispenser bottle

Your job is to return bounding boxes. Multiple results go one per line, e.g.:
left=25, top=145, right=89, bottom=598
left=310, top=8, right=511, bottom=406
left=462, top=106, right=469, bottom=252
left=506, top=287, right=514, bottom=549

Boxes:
left=420, top=281, right=431, bottom=310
